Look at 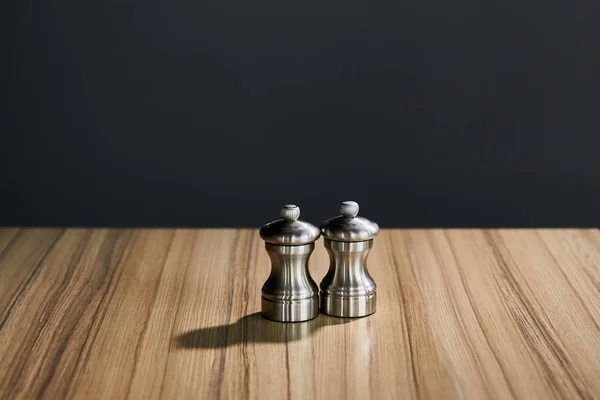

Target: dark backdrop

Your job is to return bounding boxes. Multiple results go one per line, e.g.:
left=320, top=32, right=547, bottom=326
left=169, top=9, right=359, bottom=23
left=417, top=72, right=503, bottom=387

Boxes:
left=1, top=0, right=599, bottom=227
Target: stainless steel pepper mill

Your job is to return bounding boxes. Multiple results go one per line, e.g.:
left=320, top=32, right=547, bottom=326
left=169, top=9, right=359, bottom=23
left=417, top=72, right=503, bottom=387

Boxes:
left=319, top=201, right=380, bottom=317
left=259, top=204, right=320, bottom=322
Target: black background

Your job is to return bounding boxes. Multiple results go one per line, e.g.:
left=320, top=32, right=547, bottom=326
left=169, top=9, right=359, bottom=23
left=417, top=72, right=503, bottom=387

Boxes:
left=1, top=0, right=599, bottom=227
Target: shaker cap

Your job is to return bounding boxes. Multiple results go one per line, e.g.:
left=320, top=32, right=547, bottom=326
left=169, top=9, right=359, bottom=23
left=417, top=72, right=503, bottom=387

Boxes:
left=320, top=201, right=380, bottom=242
left=260, top=205, right=321, bottom=245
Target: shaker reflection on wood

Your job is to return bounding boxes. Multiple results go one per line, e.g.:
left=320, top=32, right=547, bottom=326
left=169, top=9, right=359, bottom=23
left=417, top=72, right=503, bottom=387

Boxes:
left=1, top=228, right=600, bottom=399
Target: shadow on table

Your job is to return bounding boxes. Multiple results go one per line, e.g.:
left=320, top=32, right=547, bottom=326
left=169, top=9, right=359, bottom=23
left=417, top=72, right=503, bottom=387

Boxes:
left=176, top=312, right=354, bottom=349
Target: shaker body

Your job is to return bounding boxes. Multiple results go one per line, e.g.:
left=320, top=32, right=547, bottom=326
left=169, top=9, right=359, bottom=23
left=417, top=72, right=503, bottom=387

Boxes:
left=319, top=239, right=376, bottom=317
left=262, top=242, right=319, bottom=322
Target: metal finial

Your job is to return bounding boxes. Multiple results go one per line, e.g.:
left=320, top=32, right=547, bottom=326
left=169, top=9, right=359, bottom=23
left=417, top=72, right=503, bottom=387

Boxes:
left=340, top=201, right=359, bottom=218
left=281, top=204, right=300, bottom=221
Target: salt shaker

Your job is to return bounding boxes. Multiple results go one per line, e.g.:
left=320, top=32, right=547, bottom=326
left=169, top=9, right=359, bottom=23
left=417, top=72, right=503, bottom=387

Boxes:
left=259, top=204, right=320, bottom=322
left=319, top=201, right=380, bottom=317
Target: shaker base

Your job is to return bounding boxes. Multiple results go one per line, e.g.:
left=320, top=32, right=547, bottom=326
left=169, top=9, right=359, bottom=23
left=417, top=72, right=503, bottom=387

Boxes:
left=319, top=291, right=376, bottom=318
left=261, top=296, right=319, bottom=322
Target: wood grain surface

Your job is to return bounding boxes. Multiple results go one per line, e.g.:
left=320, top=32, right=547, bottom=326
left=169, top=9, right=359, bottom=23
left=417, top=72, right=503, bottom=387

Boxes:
left=0, top=228, right=599, bottom=399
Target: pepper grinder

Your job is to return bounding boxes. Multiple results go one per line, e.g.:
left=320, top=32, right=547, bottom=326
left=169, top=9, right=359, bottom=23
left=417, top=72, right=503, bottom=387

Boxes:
left=259, top=204, right=320, bottom=322
left=319, top=201, right=380, bottom=317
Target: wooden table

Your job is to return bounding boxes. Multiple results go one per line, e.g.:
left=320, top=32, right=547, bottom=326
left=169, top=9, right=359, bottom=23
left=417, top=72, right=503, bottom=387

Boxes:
left=1, top=228, right=599, bottom=399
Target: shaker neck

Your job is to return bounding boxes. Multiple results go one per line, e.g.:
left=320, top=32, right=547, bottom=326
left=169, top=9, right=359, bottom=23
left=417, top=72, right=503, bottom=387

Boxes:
left=264, top=242, right=315, bottom=255
left=323, top=238, right=373, bottom=253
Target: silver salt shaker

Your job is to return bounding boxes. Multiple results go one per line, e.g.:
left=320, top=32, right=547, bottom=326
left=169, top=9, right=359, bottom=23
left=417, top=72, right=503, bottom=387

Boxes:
left=319, top=201, right=380, bottom=317
left=259, top=204, right=320, bottom=322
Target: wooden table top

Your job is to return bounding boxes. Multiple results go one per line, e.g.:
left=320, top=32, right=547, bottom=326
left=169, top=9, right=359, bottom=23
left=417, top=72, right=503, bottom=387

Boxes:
left=1, top=228, right=599, bottom=399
